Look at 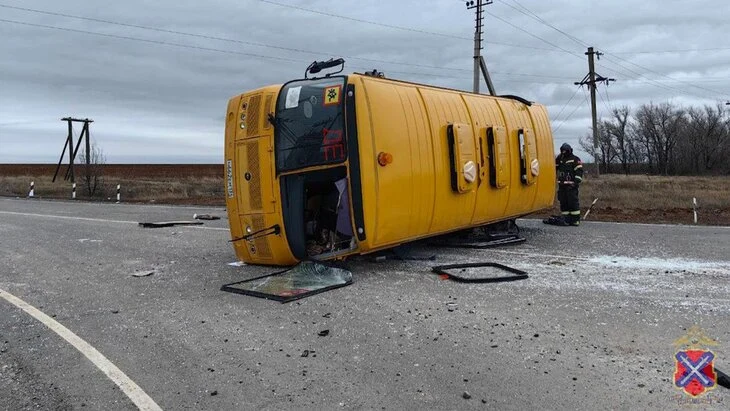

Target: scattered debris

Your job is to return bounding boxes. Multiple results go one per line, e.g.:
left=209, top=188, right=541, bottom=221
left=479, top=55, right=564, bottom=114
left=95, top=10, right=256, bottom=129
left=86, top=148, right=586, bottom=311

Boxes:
left=131, top=270, right=155, bottom=278
left=111, top=310, right=119, bottom=314
left=462, top=391, right=471, bottom=400
left=78, top=239, right=102, bottom=243
left=318, top=330, right=330, bottom=337
left=429, top=223, right=524, bottom=249
left=138, top=221, right=204, bottom=228
left=718, top=368, right=730, bottom=389
left=210, top=390, right=218, bottom=396
left=227, top=261, right=247, bottom=267
left=583, top=198, right=599, bottom=220
left=301, top=350, right=310, bottom=357
left=193, top=213, right=220, bottom=220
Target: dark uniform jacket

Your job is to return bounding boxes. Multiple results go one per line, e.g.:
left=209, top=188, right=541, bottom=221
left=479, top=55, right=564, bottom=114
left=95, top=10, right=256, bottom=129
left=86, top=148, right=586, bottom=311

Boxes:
left=556, top=152, right=583, bottom=188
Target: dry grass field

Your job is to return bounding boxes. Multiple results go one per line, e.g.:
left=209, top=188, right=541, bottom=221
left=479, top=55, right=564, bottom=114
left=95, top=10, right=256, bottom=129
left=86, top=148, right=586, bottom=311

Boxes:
left=1, top=164, right=729, bottom=225
left=0, top=164, right=224, bottom=205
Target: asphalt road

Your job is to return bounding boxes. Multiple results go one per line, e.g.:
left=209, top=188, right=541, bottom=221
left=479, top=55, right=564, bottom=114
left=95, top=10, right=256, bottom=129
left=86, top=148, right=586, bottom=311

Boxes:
left=1, top=197, right=729, bottom=410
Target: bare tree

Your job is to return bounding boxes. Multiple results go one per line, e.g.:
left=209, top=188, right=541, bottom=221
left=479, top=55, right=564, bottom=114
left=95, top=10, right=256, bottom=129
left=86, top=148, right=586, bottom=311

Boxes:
left=632, top=102, right=686, bottom=175
left=605, top=106, right=631, bottom=174
left=79, top=142, right=106, bottom=197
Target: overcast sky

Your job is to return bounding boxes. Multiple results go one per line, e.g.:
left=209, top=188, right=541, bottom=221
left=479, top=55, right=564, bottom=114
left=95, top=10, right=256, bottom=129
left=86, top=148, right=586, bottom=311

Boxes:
left=1, top=0, right=728, bottom=163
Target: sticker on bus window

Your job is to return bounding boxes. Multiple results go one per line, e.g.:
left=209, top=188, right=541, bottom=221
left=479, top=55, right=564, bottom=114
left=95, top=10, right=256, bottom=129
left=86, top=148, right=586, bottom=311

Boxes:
left=323, top=85, right=341, bottom=106
left=285, top=86, right=301, bottom=109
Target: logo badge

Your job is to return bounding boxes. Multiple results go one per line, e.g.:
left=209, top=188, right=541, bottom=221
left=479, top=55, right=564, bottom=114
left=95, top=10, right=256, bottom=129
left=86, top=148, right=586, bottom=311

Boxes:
left=323, top=85, right=341, bottom=106
left=673, top=326, right=718, bottom=397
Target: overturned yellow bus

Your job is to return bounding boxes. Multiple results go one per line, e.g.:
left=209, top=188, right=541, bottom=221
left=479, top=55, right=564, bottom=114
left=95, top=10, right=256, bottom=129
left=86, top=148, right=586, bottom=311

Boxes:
left=224, top=59, right=555, bottom=266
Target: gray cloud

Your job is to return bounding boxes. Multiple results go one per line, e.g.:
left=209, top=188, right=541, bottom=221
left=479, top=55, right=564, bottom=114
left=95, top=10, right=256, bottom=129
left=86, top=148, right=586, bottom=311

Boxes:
left=1, top=0, right=728, bottom=163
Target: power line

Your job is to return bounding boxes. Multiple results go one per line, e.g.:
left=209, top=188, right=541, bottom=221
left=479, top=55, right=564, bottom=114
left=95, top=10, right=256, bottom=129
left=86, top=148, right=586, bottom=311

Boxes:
left=0, top=18, right=575, bottom=84
left=0, top=3, right=575, bottom=79
left=611, top=47, right=730, bottom=55
left=0, top=3, right=466, bottom=73
left=483, top=10, right=584, bottom=60
left=601, top=53, right=728, bottom=99
left=502, top=0, right=588, bottom=49
left=552, top=85, right=582, bottom=124
left=553, top=88, right=589, bottom=133
left=0, top=18, right=303, bottom=63
left=493, top=1, right=727, bottom=101
left=259, top=0, right=472, bottom=40
left=258, top=0, right=563, bottom=52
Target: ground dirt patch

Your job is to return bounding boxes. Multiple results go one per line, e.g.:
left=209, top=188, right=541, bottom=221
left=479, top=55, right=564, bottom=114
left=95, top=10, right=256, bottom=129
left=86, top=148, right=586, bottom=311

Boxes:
left=2, top=165, right=729, bottom=225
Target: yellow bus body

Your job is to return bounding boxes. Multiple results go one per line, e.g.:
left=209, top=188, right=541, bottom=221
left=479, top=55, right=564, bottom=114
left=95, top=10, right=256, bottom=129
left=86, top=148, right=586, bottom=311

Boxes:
left=224, top=73, right=555, bottom=266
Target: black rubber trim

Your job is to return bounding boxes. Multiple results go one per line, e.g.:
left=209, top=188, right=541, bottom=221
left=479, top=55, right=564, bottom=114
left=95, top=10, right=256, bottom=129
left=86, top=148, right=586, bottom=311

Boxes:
left=446, top=124, right=459, bottom=192
left=498, top=94, right=532, bottom=106
left=432, top=262, right=528, bottom=283
left=346, top=83, right=366, bottom=241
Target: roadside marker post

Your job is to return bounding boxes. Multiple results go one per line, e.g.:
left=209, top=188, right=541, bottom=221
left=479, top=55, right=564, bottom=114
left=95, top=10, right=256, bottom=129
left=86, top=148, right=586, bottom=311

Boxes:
left=72, top=183, right=76, bottom=200
left=693, top=198, right=698, bottom=224
left=28, top=181, right=34, bottom=198
left=116, top=184, right=121, bottom=203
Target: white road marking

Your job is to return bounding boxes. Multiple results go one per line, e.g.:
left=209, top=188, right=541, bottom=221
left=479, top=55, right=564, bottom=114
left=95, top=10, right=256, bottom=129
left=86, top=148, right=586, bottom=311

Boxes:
left=0, top=210, right=229, bottom=231
left=0, top=288, right=163, bottom=411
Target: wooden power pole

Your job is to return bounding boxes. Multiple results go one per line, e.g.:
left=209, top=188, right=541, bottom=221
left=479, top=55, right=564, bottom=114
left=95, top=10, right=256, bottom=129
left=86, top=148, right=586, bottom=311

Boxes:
left=575, top=47, right=614, bottom=176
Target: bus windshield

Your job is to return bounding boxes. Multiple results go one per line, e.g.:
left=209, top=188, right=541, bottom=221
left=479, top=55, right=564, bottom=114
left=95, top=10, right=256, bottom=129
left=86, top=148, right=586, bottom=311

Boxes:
left=275, top=77, right=347, bottom=173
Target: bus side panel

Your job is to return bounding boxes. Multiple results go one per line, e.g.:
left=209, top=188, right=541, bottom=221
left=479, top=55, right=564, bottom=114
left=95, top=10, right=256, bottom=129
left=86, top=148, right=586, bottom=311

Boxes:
left=418, top=88, right=477, bottom=234
left=394, top=84, right=435, bottom=239
left=527, top=105, right=557, bottom=211
left=497, top=100, right=539, bottom=217
left=359, top=79, right=416, bottom=245
left=461, top=95, right=512, bottom=225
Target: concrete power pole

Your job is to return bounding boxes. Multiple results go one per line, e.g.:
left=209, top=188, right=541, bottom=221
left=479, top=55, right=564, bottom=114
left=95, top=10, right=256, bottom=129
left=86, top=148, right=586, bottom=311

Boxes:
left=465, top=0, right=495, bottom=95
left=575, top=47, right=614, bottom=176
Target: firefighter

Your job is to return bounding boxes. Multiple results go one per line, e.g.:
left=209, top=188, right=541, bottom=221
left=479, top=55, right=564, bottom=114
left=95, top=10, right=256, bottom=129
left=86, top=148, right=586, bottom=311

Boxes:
left=549, top=143, right=583, bottom=226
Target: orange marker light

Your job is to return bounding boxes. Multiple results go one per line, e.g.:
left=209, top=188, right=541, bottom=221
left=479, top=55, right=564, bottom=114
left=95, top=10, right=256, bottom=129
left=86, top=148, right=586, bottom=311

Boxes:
left=377, top=152, right=393, bottom=166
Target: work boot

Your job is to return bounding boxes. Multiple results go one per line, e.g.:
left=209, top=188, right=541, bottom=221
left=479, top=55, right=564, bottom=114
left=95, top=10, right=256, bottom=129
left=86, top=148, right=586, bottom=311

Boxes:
left=566, top=214, right=580, bottom=226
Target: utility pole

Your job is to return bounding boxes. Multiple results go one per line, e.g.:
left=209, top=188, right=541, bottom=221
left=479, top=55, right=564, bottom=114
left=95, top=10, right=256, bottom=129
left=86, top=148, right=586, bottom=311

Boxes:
left=465, top=0, right=495, bottom=95
left=575, top=47, right=614, bottom=177
left=52, top=117, right=93, bottom=183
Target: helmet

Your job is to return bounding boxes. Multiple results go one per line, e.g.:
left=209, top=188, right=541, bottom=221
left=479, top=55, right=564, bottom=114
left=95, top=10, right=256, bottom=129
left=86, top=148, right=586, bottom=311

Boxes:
left=560, top=143, right=572, bottom=153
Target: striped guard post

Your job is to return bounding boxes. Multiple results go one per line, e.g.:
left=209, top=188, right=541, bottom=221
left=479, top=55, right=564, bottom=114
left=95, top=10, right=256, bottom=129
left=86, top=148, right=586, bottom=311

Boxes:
left=72, top=182, right=76, bottom=199
left=28, top=181, right=35, bottom=198
left=116, top=184, right=121, bottom=203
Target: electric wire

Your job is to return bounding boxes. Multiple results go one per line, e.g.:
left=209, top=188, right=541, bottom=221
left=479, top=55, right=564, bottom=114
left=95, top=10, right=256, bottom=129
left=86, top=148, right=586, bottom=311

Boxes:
left=0, top=18, right=575, bottom=85
left=553, top=87, right=590, bottom=133
left=551, top=85, right=582, bottom=125
left=258, top=0, right=566, bottom=52
left=258, top=0, right=472, bottom=40
left=0, top=3, right=576, bottom=80
left=493, top=0, right=728, bottom=100
left=503, top=0, right=588, bottom=49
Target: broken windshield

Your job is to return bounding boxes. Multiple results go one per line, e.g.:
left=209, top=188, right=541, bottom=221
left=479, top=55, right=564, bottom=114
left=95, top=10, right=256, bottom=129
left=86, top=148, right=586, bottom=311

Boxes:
left=275, top=77, right=347, bottom=172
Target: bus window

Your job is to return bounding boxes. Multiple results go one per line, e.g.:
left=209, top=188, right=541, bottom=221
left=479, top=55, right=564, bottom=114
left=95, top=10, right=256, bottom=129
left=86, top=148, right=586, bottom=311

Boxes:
left=275, top=77, right=347, bottom=173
